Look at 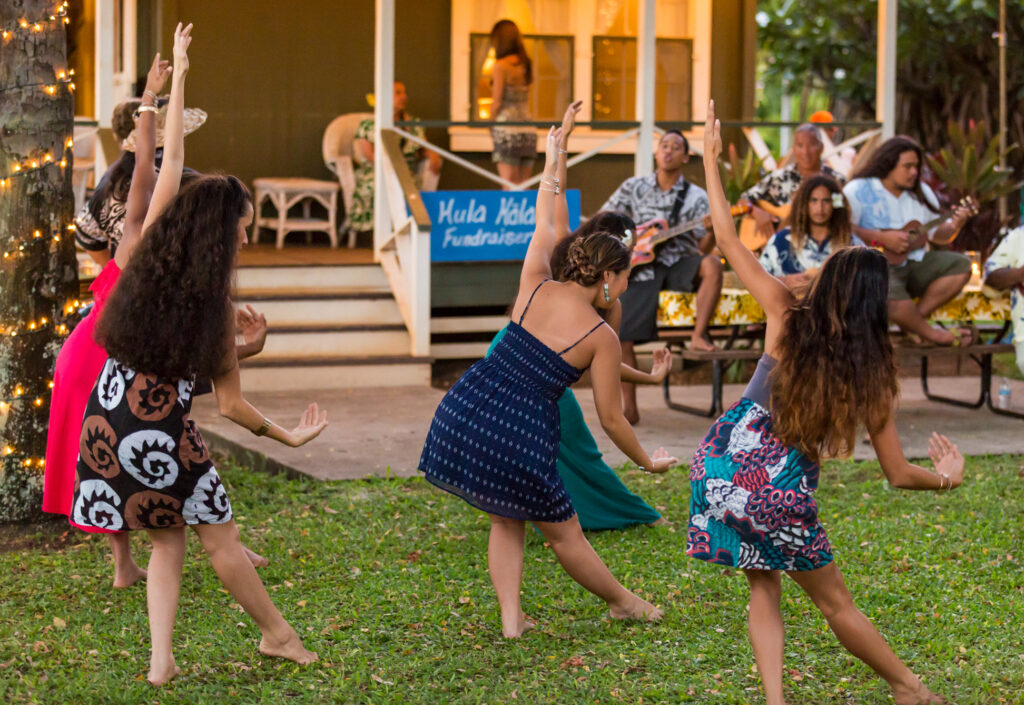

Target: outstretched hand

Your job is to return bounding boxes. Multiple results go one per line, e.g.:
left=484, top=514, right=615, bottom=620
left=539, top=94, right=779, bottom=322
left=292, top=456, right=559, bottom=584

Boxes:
left=928, top=432, right=964, bottom=489
left=144, top=53, right=172, bottom=96
left=646, top=447, right=678, bottom=474
left=288, top=403, right=328, bottom=447
left=649, top=347, right=672, bottom=383
left=236, top=304, right=268, bottom=351
left=172, top=22, right=193, bottom=76
left=703, top=99, right=723, bottom=164
left=559, top=100, right=583, bottom=145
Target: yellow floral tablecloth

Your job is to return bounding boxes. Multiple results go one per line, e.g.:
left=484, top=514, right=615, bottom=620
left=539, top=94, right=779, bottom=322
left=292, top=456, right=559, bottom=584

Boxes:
left=657, top=286, right=1011, bottom=328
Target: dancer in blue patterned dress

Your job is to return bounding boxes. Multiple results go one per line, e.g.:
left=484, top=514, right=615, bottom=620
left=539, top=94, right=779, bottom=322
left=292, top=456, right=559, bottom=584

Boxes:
left=421, top=102, right=677, bottom=638
left=695, top=101, right=964, bottom=705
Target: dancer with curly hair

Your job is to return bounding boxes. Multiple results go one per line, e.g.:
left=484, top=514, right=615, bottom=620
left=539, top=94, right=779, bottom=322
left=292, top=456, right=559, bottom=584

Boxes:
left=688, top=100, right=963, bottom=705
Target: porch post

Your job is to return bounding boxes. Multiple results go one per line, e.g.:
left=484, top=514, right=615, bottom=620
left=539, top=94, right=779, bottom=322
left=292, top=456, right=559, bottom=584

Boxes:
left=373, top=0, right=395, bottom=255
left=634, top=0, right=656, bottom=176
left=876, top=0, right=897, bottom=140
left=94, top=0, right=115, bottom=127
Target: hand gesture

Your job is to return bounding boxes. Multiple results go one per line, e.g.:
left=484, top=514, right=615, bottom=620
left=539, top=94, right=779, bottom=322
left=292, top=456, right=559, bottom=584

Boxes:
left=172, top=22, right=193, bottom=76
left=544, top=125, right=564, bottom=170
left=703, top=99, right=723, bottom=164
left=950, top=201, right=974, bottom=230
left=559, top=100, right=583, bottom=145
left=288, top=403, right=328, bottom=447
left=880, top=229, right=911, bottom=254
left=645, top=447, right=678, bottom=474
left=236, top=304, right=268, bottom=352
left=649, top=347, right=672, bottom=383
left=144, top=53, right=172, bottom=97
left=929, top=432, right=964, bottom=489
left=752, top=207, right=778, bottom=240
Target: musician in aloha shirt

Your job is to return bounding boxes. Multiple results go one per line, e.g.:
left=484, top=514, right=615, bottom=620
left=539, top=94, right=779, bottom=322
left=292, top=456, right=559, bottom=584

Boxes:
left=984, top=224, right=1024, bottom=375
left=601, top=130, right=721, bottom=424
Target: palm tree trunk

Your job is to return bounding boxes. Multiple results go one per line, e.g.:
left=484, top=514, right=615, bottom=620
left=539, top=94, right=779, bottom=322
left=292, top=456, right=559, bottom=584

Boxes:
left=0, top=0, right=79, bottom=523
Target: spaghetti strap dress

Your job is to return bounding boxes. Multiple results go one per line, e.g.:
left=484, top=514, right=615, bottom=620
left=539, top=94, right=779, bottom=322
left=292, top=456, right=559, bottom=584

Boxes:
left=686, top=354, right=833, bottom=571
left=42, top=260, right=122, bottom=531
left=420, top=281, right=604, bottom=523
left=486, top=326, right=660, bottom=530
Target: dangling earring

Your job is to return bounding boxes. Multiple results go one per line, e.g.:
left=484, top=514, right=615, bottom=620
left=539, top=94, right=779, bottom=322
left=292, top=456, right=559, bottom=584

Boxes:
left=603, top=283, right=611, bottom=303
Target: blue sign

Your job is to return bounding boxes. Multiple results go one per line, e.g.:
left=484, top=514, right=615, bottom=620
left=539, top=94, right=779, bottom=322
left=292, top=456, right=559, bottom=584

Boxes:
left=420, top=190, right=581, bottom=262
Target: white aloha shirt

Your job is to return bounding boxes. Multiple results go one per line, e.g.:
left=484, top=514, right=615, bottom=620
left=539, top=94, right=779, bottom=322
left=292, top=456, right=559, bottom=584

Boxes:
left=601, top=173, right=710, bottom=283
left=984, top=225, right=1024, bottom=375
left=843, top=177, right=942, bottom=264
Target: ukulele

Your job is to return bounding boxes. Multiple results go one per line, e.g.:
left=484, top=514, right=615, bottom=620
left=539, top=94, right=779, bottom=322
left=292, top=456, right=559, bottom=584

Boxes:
left=737, top=201, right=793, bottom=252
left=879, top=196, right=979, bottom=266
left=632, top=204, right=749, bottom=270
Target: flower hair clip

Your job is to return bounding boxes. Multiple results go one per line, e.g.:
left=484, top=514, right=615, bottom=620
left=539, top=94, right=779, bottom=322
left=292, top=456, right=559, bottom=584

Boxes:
left=831, top=192, right=845, bottom=209
left=620, top=229, right=634, bottom=246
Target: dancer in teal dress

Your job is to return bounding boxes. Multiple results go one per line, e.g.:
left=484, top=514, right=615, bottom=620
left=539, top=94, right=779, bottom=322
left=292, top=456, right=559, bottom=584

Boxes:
left=698, top=100, right=964, bottom=705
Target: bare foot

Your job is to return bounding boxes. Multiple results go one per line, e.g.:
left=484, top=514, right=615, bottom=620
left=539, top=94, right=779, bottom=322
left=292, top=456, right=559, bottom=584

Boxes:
left=501, top=612, right=536, bottom=639
left=690, top=335, right=717, bottom=353
left=609, top=594, right=663, bottom=622
left=147, top=656, right=181, bottom=686
left=647, top=517, right=673, bottom=527
left=921, top=326, right=956, bottom=346
left=259, top=629, right=318, bottom=665
left=892, top=679, right=946, bottom=705
left=242, top=545, right=269, bottom=568
left=112, top=564, right=147, bottom=589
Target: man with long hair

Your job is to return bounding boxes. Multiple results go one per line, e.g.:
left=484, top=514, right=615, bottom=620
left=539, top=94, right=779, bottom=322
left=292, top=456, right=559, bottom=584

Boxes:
left=843, top=136, right=973, bottom=345
left=760, top=175, right=863, bottom=290
left=740, top=123, right=845, bottom=243
left=601, top=130, right=722, bottom=424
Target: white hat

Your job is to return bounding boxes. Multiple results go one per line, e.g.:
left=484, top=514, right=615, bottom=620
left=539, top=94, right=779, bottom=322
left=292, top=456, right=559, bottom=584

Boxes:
left=122, top=104, right=207, bottom=152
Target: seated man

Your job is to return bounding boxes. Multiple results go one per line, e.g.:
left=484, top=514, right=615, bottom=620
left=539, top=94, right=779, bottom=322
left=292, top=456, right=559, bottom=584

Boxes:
left=984, top=224, right=1024, bottom=374
left=601, top=130, right=722, bottom=424
left=347, top=81, right=442, bottom=235
left=740, top=123, right=846, bottom=245
left=760, top=174, right=864, bottom=290
left=844, top=136, right=973, bottom=345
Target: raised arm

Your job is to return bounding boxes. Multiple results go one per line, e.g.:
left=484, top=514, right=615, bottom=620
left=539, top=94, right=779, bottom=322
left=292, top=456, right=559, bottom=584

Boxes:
left=554, top=100, right=582, bottom=238
left=869, top=418, right=964, bottom=491
left=519, top=126, right=563, bottom=286
left=702, top=100, right=792, bottom=321
left=117, top=54, right=171, bottom=256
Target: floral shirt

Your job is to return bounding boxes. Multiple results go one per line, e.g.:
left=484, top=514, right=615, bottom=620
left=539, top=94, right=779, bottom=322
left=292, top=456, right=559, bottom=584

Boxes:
left=759, top=227, right=865, bottom=276
left=345, top=115, right=426, bottom=232
left=75, top=187, right=126, bottom=253
left=600, top=173, right=709, bottom=282
left=741, top=163, right=846, bottom=207
left=984, top=225, right=1024, bottom=370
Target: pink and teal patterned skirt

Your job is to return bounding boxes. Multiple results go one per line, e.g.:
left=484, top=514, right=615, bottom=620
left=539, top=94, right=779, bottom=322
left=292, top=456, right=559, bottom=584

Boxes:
left=687, top=398, right=833, bottom=572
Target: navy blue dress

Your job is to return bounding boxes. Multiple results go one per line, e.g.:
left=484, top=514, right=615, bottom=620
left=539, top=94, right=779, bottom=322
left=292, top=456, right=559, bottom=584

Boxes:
left=419, top=281, right=604, bottom=523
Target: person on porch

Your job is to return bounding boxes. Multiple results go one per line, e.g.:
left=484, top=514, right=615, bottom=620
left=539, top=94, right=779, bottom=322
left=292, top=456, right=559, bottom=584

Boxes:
left=345, top=81, right=442, bottom=236
left=601, top=130, right=722, bottom=425
left=983, top=224, right=1024, bottom=374
left=843, top=136, right=974, bottom=345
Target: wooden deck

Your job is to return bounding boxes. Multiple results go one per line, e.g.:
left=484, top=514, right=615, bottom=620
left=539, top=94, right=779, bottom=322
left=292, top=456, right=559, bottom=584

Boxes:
left=238, top=244, right=375, bottom=267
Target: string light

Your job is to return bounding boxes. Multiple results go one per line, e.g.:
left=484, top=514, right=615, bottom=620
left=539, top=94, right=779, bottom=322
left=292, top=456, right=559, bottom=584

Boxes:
left=0, top=3, right=68, bottom=40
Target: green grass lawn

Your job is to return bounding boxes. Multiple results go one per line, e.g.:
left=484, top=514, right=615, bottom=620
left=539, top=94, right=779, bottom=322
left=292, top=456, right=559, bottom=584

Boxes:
left=2, top=456, right=1023, bottom=704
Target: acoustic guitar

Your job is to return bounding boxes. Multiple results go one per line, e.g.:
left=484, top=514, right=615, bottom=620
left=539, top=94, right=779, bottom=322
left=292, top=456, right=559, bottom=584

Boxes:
left=632, top=204, right=749, bottom=270
left=878, top=196, right=979, bottom=266
left=737, top=201, right=792, bottom=252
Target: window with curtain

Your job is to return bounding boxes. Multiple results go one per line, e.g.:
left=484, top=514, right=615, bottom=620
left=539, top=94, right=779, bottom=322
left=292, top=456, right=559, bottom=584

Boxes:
left=470, top=34, right=574, bottom=122
left=592, top=37, right=692, bottom=122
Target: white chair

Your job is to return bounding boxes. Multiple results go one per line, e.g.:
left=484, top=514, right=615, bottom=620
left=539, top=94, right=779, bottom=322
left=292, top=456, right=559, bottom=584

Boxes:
left=322, top=112, right=372, bottom=248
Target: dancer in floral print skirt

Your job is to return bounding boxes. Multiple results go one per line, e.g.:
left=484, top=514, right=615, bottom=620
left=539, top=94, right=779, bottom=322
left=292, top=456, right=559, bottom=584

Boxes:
left=691, top=100, right=964, bottom=705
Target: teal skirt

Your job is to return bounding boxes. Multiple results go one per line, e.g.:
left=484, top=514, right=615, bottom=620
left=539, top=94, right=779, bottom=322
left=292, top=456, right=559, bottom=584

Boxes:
left=488, top=327, right=661, bottom=530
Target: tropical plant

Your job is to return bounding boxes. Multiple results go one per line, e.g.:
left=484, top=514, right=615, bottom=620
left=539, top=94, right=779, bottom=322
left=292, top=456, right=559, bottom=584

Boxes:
left=718, top=143, right=764, bottom=205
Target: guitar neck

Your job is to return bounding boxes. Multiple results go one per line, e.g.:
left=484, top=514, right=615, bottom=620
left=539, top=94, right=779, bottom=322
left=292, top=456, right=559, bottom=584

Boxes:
left=645, top=205, right=748, bottom=247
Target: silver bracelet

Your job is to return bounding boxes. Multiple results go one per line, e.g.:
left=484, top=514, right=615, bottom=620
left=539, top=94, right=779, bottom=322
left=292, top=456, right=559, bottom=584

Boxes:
left=538, top=186, right=558, bottom=194
left=558, top=149, right=568, bottom=154
left=143, top=89, right=158, bottom=101
left=136, top=105, right=159, bottom=116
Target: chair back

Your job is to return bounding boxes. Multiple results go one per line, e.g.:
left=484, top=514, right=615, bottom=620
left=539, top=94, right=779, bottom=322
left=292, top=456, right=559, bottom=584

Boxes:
left=322, top=112, right=373, bottom=174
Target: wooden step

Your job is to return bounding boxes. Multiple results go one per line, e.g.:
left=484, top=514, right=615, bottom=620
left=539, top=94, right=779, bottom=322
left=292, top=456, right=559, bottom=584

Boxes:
left=257, top=325, right=410, bottom=359
left=239, top=355, right=432, bottom=391
left=237, top=295, right=403, bottom=327
left=236, top=264, right=389, bottom=294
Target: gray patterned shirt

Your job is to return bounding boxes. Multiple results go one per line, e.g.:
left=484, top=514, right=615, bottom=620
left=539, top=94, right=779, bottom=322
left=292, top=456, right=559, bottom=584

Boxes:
left=601, top=173, right=710, bottom=282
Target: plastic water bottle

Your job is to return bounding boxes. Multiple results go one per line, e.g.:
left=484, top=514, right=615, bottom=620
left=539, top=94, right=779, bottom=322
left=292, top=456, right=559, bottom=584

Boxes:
left=998, top=378, right=1012, bottom=410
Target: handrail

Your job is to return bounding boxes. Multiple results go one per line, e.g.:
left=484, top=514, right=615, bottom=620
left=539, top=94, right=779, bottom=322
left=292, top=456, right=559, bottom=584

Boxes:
left=396, top=119, right=884, bottom=129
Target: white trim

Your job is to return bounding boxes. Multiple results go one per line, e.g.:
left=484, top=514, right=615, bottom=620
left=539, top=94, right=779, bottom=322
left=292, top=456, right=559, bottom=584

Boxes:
left=634, top=0, right=656, bottom=176
left=876, top=0, right=897, bottom=139
left=373, top=0, right=395, bottom=255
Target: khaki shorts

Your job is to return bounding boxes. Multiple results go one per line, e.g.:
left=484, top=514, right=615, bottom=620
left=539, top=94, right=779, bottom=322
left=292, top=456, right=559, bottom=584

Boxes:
left=888, top=250, right=971, bottom=300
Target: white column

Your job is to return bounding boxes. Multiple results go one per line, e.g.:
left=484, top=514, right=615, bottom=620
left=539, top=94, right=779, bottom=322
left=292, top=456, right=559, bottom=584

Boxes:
left=94, top=0, right=115, bottom=127
left=634, top=0, right=656, bottom=176
left=373, top=0, right=395, bottom=255
left=876, top=0, right=897, bottom=140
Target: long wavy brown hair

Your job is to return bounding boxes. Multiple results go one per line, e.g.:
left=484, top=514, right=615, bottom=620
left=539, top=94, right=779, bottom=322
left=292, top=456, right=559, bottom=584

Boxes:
left=490, top=19, right=532, bottom=84
left=770, top=247, right=898, bottom=461
left=788, top=175, right=852, bottom=250
left=96, top=174, right=251, bottom=379
left=850, top=135, right=937, bottom=212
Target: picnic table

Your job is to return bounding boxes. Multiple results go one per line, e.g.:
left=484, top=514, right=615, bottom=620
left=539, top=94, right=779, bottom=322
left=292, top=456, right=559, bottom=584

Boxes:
left=654, top=285, right=1021, bottom=421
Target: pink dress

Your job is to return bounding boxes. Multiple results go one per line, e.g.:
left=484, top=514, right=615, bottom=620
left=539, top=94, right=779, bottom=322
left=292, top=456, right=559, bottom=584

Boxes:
left=42, top=260, right=122, bottom=532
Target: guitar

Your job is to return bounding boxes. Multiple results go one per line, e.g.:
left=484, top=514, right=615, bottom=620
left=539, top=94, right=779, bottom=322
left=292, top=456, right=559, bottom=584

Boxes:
left=632, top=204, right=749, bottom=270
left=737, top=201, right=793, bottom=252
left=879, top=196, right=979, bottom=266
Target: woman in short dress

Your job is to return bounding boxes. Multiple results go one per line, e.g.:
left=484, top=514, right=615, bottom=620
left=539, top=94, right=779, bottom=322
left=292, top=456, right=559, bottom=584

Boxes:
left=420, top=103, right=676, bottom=639
left=489, top=19, right=537, bottom=187
left=693, top=100, right=963, bottom=705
